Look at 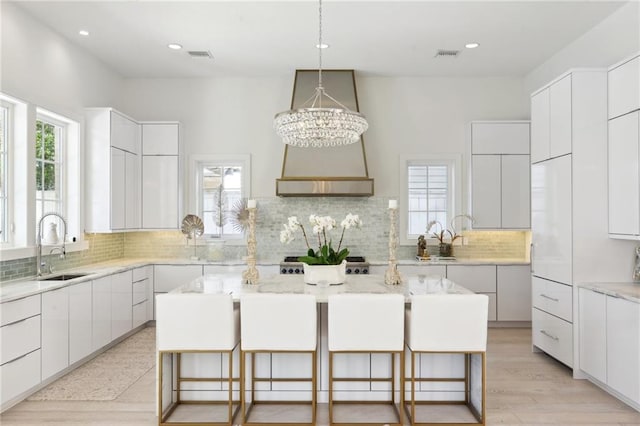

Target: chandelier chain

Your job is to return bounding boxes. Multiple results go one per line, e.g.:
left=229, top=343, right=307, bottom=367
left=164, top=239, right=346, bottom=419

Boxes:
left=318, top=0, right=323, bottom=91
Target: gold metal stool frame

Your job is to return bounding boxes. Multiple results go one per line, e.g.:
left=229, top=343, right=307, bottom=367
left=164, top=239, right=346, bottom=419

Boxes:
left=328, top=350, right=405, bottom=426
left=158, top=348, right=241, bottom=426
left=240, top=349, right=317, bottom=426
left=404, top=350, right=486, bottom=426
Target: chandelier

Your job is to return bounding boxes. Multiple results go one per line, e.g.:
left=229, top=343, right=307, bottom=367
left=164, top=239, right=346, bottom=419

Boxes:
left=273, top=0, right=368, bottom=148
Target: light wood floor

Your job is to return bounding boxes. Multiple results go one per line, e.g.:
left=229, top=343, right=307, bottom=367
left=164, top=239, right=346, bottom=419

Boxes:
left=1, top=328, right=639, bottom=425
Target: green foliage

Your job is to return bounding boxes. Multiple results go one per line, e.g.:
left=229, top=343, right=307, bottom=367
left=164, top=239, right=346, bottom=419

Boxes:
left=298, top=243, right=350, bottom=265
left=35, top=121, right=58, bottom=191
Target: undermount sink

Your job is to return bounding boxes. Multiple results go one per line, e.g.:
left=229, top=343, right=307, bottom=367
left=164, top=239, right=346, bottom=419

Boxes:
left=39, top=273, right=90, bottom=281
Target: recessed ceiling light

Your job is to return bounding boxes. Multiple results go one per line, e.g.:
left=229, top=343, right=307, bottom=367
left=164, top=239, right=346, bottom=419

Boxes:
left=168, top=43, right=183, bottom=50
left=316, top=43, right=329, bottom=49
left=465, top=42, right=480, bottom=49
left=78, top=30, right=89, bottom=36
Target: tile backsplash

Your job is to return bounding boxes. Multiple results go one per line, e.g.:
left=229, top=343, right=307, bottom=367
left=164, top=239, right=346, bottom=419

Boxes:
left=1, top=197, right=529, bottom=282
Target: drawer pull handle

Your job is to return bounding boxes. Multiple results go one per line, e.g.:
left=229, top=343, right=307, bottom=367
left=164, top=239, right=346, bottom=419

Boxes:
left=540, top=329, right=559, bottom=341
left=540, top=294, right=559, bottom=302
left=3, top=317, right=31, bottom=327
left=132, top=300, right=147, bottom=307
left=3, top=351, right=31, bottom=365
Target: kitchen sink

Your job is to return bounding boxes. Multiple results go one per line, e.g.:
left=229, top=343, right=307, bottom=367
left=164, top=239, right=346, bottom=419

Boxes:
left=39, top=273, right=90, bottom=281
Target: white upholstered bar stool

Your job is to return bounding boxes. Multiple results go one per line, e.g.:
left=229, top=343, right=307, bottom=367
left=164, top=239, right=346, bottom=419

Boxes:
left=156, top=293, right=240, bottom=426
left=240, top=293, right=318, bottom=426
left=327, top=293, right=405, bottom=426
left=405, top=294, right=489, bottom=426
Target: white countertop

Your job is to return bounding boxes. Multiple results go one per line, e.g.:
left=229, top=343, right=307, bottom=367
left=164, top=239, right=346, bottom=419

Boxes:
left=578, top=282, right=640, bottom=304
left=173, top=273, right=472, bottom=303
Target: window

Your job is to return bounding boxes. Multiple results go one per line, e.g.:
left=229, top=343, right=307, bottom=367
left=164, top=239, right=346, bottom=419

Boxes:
left=0, top=104, right=8, bottom=243
left=191, top=155, right=251, bottom=239
left=400, top=155, right=461, bottom=244
left=35, top=115, right=64, bottom=229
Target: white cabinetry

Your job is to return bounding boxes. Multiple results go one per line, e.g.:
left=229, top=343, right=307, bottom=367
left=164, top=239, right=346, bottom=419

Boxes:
left=132, top=266, right=152, bottom=328
left=111, top=271, right=133, bottom=340
left=1, top=295, right=41, bottom=408
left=608, top=54, right=640, bottom=239
left=69, top=281, right=92, bottom=365
left=578, top=288, right=606, bottom=383
left=470, top=121, right=530, bottom=229
left=497, top=265, right=531, bottom=321
left=92, top=276, right=112, bottom=350
left=446, top=265, right=497, bottom=321
left=141, top=123, right=181, bottom=229
left=153, top=265, right=203, bottom=319
left=41, top=288, right=69, bottom=380
left=531, top=74, right=572, bottom=163
left=86, top=108, right=141, bottom=232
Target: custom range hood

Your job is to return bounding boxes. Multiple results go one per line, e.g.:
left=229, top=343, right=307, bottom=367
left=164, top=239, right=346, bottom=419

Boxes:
left=276, top=70, right=374, bottom=197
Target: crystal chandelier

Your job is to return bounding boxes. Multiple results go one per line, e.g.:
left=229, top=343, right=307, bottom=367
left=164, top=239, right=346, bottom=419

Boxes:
left=273, top=0, right=368, bottom=148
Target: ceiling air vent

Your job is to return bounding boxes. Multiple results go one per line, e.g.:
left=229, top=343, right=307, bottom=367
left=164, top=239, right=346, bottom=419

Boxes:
left=434, top=49, right=460, bottom=58
left=187, top=50, right=214, bottom=59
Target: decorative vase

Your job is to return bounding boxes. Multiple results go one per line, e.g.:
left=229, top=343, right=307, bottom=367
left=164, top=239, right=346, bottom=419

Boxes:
left=302, top=260, right=347, bottom=285
left=438, top=242, right=452, bottom=257
left=43, top=223, right=59, bottom=245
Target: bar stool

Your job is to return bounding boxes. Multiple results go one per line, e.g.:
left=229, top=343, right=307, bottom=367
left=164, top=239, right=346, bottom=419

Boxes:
left=156, top=293, right=240, bottom=426
left=405, top=294, right=489, bottom=426
left=240, top=293, right=318, bottom=425
left=327, top=293, right=405, bottom=426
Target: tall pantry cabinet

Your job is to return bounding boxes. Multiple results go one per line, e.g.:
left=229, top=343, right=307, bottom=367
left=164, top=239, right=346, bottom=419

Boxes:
left=530, top=69, right=632, bottom=373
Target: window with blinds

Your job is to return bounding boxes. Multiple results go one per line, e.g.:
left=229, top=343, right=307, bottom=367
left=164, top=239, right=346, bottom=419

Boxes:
left=407, top=164, right=450, bottom=236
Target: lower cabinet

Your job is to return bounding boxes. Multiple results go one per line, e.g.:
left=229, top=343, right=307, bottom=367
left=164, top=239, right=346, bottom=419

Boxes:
left=0, top=350, right=41, bottom=407
left=41, top=288, right=69, bottom=381
left=446, top=265, right=497, bottom=321
left=532, top=276, right=573, bottom=367
left=69, top=281, right=93, bottom=365
left=579, top=287, right=640, bottom=408
left=497, top=265, right=531, bottom=321
left=132, top=266, right=152, bottom=328
left=92, top=276, right=112, bottom=351
left=111, top=271, right=133, bottom=340
left=153, top=265, right=203, bottom=319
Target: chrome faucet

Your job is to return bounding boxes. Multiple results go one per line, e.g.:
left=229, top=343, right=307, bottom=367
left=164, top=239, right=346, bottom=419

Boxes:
left=37, top=212, right=67, bottom=277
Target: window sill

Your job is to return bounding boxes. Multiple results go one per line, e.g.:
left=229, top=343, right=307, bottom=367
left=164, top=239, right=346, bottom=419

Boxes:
left=0, top=240, right=90, bottom=261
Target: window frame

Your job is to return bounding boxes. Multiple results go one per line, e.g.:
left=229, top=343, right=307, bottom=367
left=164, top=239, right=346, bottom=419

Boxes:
left=189, top=154, right=251, bottom=243
left=399, top=154, right=463, bottom=246
left=0, top=100, right=12, bottom=245
left=35, top=113, right=66, bottom=230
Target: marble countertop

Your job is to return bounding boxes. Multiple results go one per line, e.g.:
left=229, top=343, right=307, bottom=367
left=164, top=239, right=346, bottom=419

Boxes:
left=578, top=282, right=640, bottom=304
left=173, top=273, right=472, bottom=303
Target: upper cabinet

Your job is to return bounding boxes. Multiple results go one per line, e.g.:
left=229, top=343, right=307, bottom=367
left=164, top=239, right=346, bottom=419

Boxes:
left=85, top=109, right=141, bottom=232
left=608, top=53, right=640, bottom=240
left=530, top=75, right=572, bottom=163
left=141, top=123, right=181, bottom=230
left=608, top=55, right=640, bottom=120
left=470, top=121, right=530, bottom=229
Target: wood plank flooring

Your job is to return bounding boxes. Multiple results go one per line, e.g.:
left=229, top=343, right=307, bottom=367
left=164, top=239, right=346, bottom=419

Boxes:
left=1, top=328, right=639, bottom=425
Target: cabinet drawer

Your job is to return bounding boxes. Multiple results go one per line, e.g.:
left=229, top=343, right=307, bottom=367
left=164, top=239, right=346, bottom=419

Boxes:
left=446, top=265, right=496, bottom=293
left=398, top=265, right=446, bottom=277
left=132, top=300, right=148, bottom=328
left=132, top=265, right=152, bottom=282
left=132, top=279, right=148, bottom=305
left=532, top=276, right=572, bottom=322
left=1, top=295, right=41, bottom=327
left=0, top=349, right=41, bottom=405
left=154, top=265, right=203, bottom=292
left=0, top=315, right=41, bottom=365
left=532, top=308, right=573, bottom=367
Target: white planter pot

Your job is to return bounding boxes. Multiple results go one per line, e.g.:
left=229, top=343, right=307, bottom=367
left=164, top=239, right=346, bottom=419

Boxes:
left=302, top=260, right=347, bottom=285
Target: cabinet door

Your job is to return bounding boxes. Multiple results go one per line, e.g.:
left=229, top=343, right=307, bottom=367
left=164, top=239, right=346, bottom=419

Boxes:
left=607, top=296, right=640, bottom=404
left=578, top=288, right=606, bottom=383
left=142, top=123, right=179, bottom=155
left=446, top=265, right=496, bottom=320
left=531, top=88, right=550, bottom=163
left=497, top=265, right=531, bottom=321
left=110, top=111, right=139, bottom=154
left=471, top=122, right=530, bottom=154
left=125, top=152, right=140, bottom=229
left=530, top=156, right=572, bottom=285
left=501, top=155, right=530, bottom=228
left=110, top=147, right=126, bottom=230
left=41, top=288, right=69, bottom=380
left=69, top=281, right=92, bottom=365
left=471, top=155, right=501, bottom=228
left=549, top=75, right=572, bottom=158
left=608, top=112, right=639, bottom=238
left=608, top=56, right=640, bottom=119
left=92, top=276, right=111, bottom=350
left=111, top=271, right=133, bottom=340
left=142, top=155, right=179, bottom=229
left=154, top=265, right=203, bottom=292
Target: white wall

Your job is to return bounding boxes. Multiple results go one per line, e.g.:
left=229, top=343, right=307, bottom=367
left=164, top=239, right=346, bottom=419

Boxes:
left=121, top=75, right=529, bottom=200
left=0, top=2, right=124, bottom=118
left=524, top=0, right=639, bottom=94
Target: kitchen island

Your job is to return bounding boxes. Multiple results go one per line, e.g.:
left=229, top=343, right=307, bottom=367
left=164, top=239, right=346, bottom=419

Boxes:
left=158, top=273, right=481, bottom=409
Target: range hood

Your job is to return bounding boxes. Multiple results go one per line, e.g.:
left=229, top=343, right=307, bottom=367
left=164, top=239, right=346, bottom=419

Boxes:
left=276, top=70, right=374, bottom=197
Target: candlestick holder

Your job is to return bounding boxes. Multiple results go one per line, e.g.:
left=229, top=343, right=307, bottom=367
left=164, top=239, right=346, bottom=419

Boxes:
left=242, top=206, right=260, bottom=285
left=385, top=206, right=402, bottom=285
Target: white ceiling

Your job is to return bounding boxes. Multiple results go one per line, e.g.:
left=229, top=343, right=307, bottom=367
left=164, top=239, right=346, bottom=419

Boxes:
left=13, top=0, right=627, bottom=79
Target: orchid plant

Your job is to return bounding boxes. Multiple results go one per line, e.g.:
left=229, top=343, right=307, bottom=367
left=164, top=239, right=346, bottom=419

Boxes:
left=280, top=214, right=363, bottom=265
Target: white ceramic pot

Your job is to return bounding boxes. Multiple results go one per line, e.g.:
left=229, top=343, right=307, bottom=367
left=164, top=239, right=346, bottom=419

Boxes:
left=302, top=260, right=347, bottom=285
